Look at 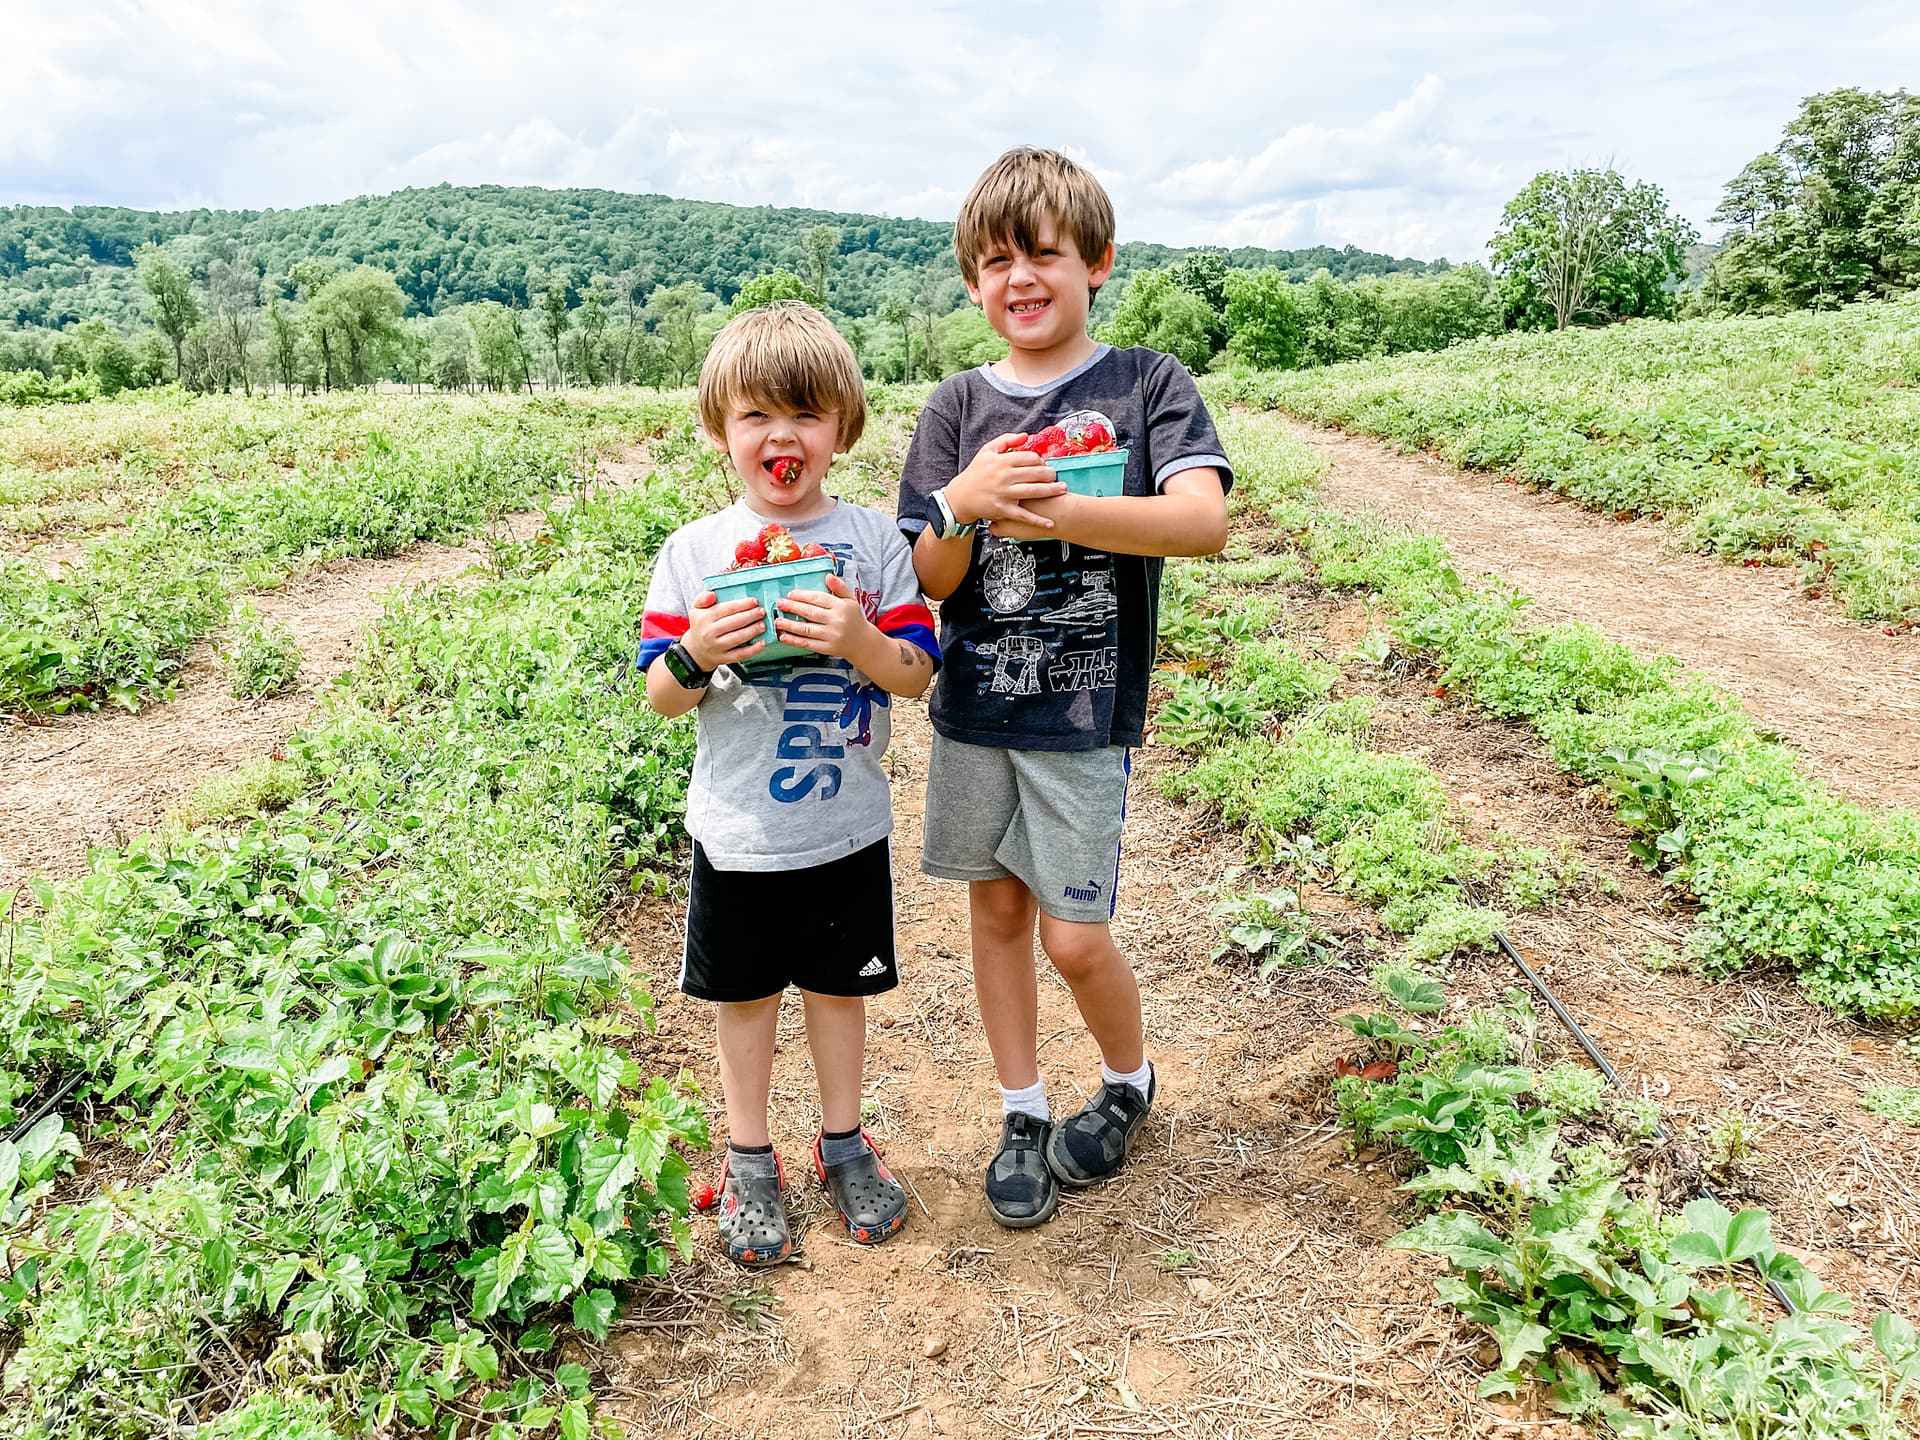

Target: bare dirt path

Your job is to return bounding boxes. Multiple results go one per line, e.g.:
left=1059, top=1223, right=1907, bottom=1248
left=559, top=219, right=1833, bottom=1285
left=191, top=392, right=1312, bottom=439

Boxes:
left=1289, top=419, right=1920, bottom=813
left=0, top=448, right=649, bottom=897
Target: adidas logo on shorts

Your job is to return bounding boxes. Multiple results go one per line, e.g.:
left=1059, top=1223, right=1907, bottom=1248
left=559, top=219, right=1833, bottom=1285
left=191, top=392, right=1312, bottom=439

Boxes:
left=857, top=957, right=887, bottom=978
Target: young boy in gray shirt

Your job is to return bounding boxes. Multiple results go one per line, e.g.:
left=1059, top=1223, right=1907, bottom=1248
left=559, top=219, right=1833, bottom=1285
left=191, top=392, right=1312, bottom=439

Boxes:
left=898, top=148, right=1231, bottom=1228
left=641, top=302, right=940, bottom=1264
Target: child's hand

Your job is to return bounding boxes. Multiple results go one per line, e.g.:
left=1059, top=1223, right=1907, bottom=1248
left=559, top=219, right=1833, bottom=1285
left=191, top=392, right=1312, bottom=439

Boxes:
left=946, top=433, right=1069, bottom=531
left=775, top=573, right=872, bottom=660
left=684, top=590, right=767, bottom=668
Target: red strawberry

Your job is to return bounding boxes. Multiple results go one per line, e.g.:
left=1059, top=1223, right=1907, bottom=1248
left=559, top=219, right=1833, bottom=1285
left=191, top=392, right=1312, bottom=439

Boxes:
left=1024, top=425, right=1067, bottom=455
left=1042, top=441, right=1072, bottom=459
left=762, top=525, right=801, bottom=564
left=770, top=456, right=802, bottom=486
left=734, top=537, right=768, bottom=567
left=798, top=542, right=830, bottom=559
left=1078, top=420, right=1113, bottom=452
left=691, top=1182, right=717, bottom=1211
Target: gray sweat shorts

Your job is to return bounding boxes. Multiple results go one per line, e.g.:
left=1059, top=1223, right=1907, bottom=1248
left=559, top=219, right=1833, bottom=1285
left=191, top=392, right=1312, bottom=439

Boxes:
left=920, top=733, right=1131, bottom=923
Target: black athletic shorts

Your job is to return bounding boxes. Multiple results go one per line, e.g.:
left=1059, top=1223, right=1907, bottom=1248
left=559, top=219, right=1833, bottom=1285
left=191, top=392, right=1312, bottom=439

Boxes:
left=681, top=838, right=899, bottom=1003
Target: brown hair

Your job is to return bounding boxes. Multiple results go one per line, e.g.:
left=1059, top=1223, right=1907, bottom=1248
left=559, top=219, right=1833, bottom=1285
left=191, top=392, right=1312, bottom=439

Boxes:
left=953, top=147, right=1116, bottom=289
left=698, top=300, right=867, bottom=450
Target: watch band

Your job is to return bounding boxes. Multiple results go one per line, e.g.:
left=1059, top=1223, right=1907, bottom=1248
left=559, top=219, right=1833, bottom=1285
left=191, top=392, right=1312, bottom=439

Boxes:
left=662, top=640, right=713, bottom=690
left=930, top=488, right=978, bottom=541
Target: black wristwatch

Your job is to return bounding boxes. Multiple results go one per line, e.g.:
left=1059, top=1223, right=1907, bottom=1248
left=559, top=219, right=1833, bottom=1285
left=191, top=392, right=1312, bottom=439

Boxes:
left=662, top=640, right=713, bottom=690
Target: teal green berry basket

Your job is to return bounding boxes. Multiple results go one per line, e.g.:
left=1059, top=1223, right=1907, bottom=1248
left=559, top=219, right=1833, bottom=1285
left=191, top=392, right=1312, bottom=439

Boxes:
left=701, top=553, right=838, bottom=664
left=1048, top=447, right=1129, bottom=497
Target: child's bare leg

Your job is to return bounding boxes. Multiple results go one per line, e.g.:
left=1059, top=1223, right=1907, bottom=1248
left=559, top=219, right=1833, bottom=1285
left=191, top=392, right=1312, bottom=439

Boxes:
left=968, top=875, right=1043, bottom=1088
left=802, top=988, right=907, bottom=1243
left=1035, top=914, right=1144, bottom=1074
left=714, top=995, right=782, bottom=1147
left=799, top=990, right=867, bottom=1134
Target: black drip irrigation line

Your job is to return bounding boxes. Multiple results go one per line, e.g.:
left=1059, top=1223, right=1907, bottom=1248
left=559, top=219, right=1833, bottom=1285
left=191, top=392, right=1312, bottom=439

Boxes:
left=1491, top=928, right=1800, bottom=1316
left=4, top=1075, right=82, bottom=1148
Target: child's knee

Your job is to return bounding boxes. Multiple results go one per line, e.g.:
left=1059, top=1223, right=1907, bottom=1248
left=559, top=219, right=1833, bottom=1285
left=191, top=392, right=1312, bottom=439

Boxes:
left=1038, top=916, right=1114, bottom=983
left=970, top=876, right=1036, bottom=943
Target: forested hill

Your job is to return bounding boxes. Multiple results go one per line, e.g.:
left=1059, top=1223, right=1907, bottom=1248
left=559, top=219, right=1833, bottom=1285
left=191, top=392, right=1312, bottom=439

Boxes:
left=1, top=183, right=1440, bottom=330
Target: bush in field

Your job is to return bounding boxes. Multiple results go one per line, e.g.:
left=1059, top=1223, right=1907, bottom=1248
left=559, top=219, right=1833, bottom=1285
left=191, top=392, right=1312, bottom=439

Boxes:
left=222, top=604, right=302, bottom=698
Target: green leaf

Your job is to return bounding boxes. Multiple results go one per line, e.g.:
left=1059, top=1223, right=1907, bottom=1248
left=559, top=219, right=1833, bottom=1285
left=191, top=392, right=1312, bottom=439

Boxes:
left=517, top=1324, right=556, bottom=1354
left=1873, top=1310, right=1918, bottom=1365
left=558, top=1399, right=591, bottom=1440
left=1724, top=1206, right=1773, bottom=1264
left=573, top=1287, right=617, bottom=1342
left=69, top=1198, right=114, bottom=1266
left=555, top=1361, right=593, bottom=1398
left=1386, top=1211, right=1512, bottom=1271
left=1488, top=1312, right=1552, bottom=1376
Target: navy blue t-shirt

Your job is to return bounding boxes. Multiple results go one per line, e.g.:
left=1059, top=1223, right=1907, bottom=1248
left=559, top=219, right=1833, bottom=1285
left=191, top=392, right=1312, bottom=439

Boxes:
left=897, top=345, right=1232, bottom=751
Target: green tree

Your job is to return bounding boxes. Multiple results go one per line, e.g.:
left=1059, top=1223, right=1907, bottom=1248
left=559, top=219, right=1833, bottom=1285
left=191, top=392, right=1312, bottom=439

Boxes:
left=1168, top=249, right=1231, bottom=354
left=538, top=273, right=570, bottom=384
left=205, top=252, right=261, bottom=392
left=803, top=225, right=841, bottom=303
left=429, top=313, right=473, bottom=389
left=730, top=268, right=823, bottom=315
left=289, top=260, right=340, bottom=388
left=1490, top=167, right=1696, bottom=329
left=1097, top=268, right=1215, bottom=372
left=135, top=244, right=200, bottom=380
left=1701, top=87, right=1920, bottom=312
left=934, top=307, right=1006, bottom=374
left=1222, top=268, right=1304, bottom=369
left=266, top=297, right=301, bottom=392
left=645, top=282, right=718, bottom=386
left=877, top=294, right=914, bottom=381
left=467, top=301, right=530, bottom=390
left=309, top=266, right=405, bottom=386
left=74, top=318, right=138, bottom=395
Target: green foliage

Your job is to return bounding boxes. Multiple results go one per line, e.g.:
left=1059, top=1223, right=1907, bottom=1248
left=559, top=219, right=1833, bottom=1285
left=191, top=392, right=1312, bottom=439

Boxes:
left=730, top=268, right=825, bottom=315
left=0, top=368, right=100, bottom=405
left=1490, top=167, right=1697, bottom=330
left=1248, top=296, right=1920, bottom=621
left=1218, top=409, right=1920, bottom=1019
left=1208, top=884, right=1328, bottom=976
left=1701, top=87, right=1920, bottom=315
left=1098, top=268, right=1216, bottom=373
left=1861, top=1084, right=1920, bottom=1127
left=0, top=444, right=718, bottom=1436
left=223, top=603, right=303, bottom=698
left=1, top=390, right=684, bottom=712
left=1152, top=673, right=1263, bottom=750
left=1335, top=974, right=1919, bottom=1432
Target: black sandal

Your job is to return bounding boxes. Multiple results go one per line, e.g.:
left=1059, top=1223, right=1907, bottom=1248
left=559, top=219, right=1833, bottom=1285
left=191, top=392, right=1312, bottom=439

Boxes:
left=703, top=1150, right=794, bottom=1266
left=813, top=1129, right=907, bottom=1244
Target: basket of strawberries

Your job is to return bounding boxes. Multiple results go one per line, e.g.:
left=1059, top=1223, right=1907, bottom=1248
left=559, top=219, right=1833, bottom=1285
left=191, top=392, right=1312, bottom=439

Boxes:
left=701, top=520, right=837, bottom=664
left=1019, top=410, right=1127, bottom=497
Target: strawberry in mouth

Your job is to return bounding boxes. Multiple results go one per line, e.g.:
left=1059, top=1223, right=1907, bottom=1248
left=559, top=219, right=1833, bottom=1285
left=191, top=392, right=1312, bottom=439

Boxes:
left=768, top=456, right=803, bottom=486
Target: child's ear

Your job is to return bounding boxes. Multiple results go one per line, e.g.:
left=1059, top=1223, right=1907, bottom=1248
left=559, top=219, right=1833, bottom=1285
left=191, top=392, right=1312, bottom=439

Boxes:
left=1087, top=243, right=1116, bottom=291
left=703, top=426, right=728, bottom=453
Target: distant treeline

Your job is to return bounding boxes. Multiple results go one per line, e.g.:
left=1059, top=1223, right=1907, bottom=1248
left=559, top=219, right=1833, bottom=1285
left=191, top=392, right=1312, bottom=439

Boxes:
left=0, top=183, right=1435, bottom=331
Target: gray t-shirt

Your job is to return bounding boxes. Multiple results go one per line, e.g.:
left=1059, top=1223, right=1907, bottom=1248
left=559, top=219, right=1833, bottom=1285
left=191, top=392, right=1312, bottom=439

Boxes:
left=639, top=499, right=940, bottom=871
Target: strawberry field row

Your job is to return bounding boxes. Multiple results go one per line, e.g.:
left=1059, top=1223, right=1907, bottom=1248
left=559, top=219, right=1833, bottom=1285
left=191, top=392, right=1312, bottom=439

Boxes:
left=1154, top=421, right=1919, bottom=1433
left=0, top=391, right=687, bottom=715
left=1, top=428, right=724, bottom=1438
left=1214, top=296, right=1920, bottom=623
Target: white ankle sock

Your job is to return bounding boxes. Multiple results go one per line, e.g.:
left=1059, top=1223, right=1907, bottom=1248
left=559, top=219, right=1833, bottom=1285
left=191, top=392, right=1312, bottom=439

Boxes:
left=1101, top=1059, right=1154, bottom=1099
left=1000, top=1078, right=1049, bottom=1121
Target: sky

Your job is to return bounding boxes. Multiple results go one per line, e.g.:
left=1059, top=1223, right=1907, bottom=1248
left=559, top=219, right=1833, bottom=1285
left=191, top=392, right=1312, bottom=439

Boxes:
left=5, top=1, right=1917, bottom=263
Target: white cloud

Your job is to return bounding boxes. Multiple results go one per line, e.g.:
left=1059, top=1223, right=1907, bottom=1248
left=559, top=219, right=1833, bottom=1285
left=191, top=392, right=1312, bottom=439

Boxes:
left=6, top=1, right=1919, bottom=262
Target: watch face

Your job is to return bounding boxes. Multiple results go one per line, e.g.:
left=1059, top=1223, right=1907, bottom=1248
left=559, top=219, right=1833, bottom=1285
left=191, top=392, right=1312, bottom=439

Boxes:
left=665, top=643, right=708, bottom=688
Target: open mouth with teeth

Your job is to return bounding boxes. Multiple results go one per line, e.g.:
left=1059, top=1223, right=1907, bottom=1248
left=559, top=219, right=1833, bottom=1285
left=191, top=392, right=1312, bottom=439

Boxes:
left=1008, top=299, right=1051, bottom=320
left=767, top=456, right=804, bottom=486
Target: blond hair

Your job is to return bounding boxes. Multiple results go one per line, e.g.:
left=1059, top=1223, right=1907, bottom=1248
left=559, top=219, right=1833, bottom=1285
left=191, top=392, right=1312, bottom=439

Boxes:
left=698, top=300, right=867, bottom=450
left=953, top=147, right=1116, bottom=290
